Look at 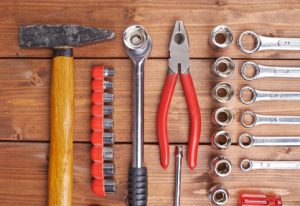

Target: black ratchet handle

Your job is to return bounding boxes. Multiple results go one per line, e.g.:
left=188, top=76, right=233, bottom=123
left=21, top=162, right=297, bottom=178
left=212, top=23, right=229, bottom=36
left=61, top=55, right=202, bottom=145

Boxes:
left=128, top=167, right=148, bottom=206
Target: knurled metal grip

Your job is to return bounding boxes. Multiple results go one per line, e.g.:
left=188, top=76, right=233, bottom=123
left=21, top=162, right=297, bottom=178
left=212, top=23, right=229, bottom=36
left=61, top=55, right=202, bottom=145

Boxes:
left=128, top=167, right=148, bottom=206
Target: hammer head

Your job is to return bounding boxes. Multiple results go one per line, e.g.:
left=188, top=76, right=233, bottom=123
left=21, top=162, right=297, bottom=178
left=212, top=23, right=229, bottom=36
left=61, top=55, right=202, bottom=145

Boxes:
left=19, top=24, right=115, bottom=48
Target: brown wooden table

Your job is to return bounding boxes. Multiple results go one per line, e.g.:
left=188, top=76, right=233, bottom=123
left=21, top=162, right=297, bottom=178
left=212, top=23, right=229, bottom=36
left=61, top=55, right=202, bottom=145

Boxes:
left=1, top=1, right=300, bottom=205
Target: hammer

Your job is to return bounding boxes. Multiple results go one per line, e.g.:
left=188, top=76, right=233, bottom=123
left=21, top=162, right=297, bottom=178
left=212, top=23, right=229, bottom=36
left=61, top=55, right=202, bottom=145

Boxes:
left=19, top=25, right=115, bottom=206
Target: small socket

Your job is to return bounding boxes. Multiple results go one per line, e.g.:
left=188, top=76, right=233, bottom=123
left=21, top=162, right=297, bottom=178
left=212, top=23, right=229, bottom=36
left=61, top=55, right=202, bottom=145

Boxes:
left=210, top=155, right=232, bottom=177
left=104, top=178, right=117, bottom=193
left=103, top=146, right=114, bottom=161
left=211, top=57, right=235, bottom=78
left=212, top=107, right=234, bottom=127
left=211, top=82, right=234, bottom=103
left=210, top=25, right=233, bottom=49
left=104, top=93, right=114, bottom=103
left=104, top=118, right=114, bottom=129
left=208, top=184, right=229, bottom=205
left=211, top=131, right=232, bottom=150
left=104, top=67, right=115, bottom=77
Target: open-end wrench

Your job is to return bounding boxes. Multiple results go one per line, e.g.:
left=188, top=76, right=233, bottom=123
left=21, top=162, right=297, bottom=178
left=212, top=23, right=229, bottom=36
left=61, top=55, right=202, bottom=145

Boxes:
left=241, top=159, right=300, bottom=172
left=239, top=133, right=300, bottom=149
left=123, top=25, right=152, bottom=206
left=241, top=61, right=300, bottom=81
left=238, top=31, right=300, bottom=54
left=240, top=86, right=300, bottom=105
left=241, top=111, right=300, bottom=128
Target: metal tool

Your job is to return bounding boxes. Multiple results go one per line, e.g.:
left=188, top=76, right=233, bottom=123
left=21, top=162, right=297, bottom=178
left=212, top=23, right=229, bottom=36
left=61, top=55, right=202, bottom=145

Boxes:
left=211, top=57, right=235, bottom=78
left=212, top=107, right=233, bottom=127
left=210, top=25, right=233, bottom=49
left=19, top=24, right=114, bottom=206
left=123, top=24, right=152, bottom=206
left=208, top=184, right=229, bottom=205
left=91, top=162, right=115, bottom=177
left=210, top=156, right=232, bottom=177
left=91, top=132, right=115, bottom=145
left=240, top=86, right=300, bottom=105
left=241, top=159, right=300, bottom=172
left=92, top=178, right=117, bottom=195
left=238, top=31, right=300, bottom=54
left=157, top=21, right=201, bottom=170
left=241, top=111, right=300, bottom=128
left=241, top=61, right=300, bottom=80
left=175, top=146, right=183, bottom=206
left=239, top=133, right=300, bottom=148
left=212, top=82, right=234, bottom=103
left=211, top=131, right=232, bottom=150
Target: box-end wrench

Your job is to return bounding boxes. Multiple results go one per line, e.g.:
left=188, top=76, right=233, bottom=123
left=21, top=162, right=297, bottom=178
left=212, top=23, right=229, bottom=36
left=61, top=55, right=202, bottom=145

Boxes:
left=240, top=86, right=300, bottom=105
left=241, top=159, right=300, bottom=172
left=241, top=111, right=300, bottom=128
left=238, top=31, right=300, bottom=54
left=239, top=133, right=300, bottom=149
left=241, top=61, right=300, bottom=81
left=123, top=25, right=152, bottom=206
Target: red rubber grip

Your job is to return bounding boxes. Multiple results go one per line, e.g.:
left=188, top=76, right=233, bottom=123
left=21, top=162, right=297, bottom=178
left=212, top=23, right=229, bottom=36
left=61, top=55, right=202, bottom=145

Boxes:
left=92, top=80, right=103, bottom=92
left=180, top=73, right=201, bottom=169
left=92, top=66, right=105, bottom=80
left=91, top=162, right=104, bottom=179
left=90, top=146, right=103, bottom=162
left=91, top=92, right=104, bottom=105
left=91, top=132, right=103, bottom=145
left=91, top=104, right=103, bottom=117
left=92, top=179, right=106, bottom=197
left=91, top=117, right=103, bottom=132
left=157, top=73, right=178, bottom=169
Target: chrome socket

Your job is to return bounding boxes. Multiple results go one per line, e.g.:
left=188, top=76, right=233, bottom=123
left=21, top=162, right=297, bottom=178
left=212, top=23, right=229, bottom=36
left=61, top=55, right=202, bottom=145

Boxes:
left=208, top=184, right=229, bottom=205
left=210, top=25, right=233, bottom=49
left=211, top=57, right=235, bottom=78
left=212, top=107, right=234, bottom=127
left=104, top=179, right=117, bottom=193
left=211, top=131, right=232, bottom=150
left=211, top=82, right=234, bottom=103
left=210, top=155, right=232, bottom=177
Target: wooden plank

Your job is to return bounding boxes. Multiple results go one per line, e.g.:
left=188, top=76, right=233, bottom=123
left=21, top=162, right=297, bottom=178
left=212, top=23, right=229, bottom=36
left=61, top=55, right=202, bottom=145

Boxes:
left=2, top=1, right=300, bottom=58
left=0, top=142, right=300, bottom=205
left=2, top=59, right=300, bottom=143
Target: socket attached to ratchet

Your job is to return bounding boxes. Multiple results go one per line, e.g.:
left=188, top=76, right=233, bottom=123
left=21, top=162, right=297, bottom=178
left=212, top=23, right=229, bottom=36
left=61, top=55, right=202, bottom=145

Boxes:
left=241, top=61, right=300, bottom=80
left=240, top=159, right=300, bottom=172
left=238, top=31, right=300, bottom=54
left=239, top=133, right=300, bottom=149
left=123, top=24, right=152, bottom=206
left=240, top=86, right=300, bottom=105
left=241, top=111, right=300, bottom=128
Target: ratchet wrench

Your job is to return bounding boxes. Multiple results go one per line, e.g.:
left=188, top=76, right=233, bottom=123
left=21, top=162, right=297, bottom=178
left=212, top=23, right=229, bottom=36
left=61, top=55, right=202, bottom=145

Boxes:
left=240, top=86, right=300, bottom=105
left=238, top=31, right=300, bottom=54
left=241, top=61, right=300, bottom=80
left=241, top=159, right=300, bottom=172
left=241, top=111, right=300, bottom=128
left=239, top=133, right=300, bottom=148
left=123, top=25, right=152, bottom=206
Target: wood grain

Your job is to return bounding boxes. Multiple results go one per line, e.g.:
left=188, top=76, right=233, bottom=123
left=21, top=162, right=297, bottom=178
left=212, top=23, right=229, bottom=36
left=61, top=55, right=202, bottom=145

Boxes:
left=1, top=59, right=300, bottom=143
left=0, top=143, right=300, bottom=206
left=2, top=1, right=300, bottom=58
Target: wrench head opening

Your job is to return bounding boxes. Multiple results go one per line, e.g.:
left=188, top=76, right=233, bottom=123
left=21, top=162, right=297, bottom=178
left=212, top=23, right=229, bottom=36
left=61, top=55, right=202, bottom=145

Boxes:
left=239, top=133, right=254, bottom=149
left=238, top=31, right=261, bottom=54
left=240, top=159, right=253, bottom=172
left=241, top=111, right=257, bottom=128
left=240, top=86, right=257, bottom=105
left=241, top=61, right=260, bottom=81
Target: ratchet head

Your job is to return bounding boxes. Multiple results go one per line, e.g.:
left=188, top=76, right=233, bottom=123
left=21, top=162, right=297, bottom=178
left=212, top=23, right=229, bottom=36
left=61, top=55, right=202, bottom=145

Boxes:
left=123, top=25, right=152, bottom=63
left=169, top=21, right=190, bottom=74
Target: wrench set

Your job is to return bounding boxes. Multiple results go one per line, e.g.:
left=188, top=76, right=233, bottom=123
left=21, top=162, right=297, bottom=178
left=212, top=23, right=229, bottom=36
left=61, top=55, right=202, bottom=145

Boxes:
left=209, top=25, right=300, bottom=205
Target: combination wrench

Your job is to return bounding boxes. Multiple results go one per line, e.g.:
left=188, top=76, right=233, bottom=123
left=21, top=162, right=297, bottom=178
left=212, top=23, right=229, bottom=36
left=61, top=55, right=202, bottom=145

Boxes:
left=240, top=86, right=300, bottom=105
left=241, top=111, right=300, bottom=128
left=239, top=133, right=300, bottom=148
left=241, top=159, right=300, bottom=172
left=238, top=31, right=300, bottom=54
left=241, top=61, right=300, bottom=81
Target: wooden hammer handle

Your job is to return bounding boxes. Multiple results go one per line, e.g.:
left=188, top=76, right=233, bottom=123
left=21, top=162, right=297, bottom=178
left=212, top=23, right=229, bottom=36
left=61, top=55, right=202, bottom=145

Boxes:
left=48, top=49, right=74, bottom=206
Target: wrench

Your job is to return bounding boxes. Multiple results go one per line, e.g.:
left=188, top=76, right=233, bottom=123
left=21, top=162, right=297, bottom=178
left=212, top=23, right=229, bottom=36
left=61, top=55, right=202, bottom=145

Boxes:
left=240, top=86, right=300, bottom=105
left=238, top=31, right=300, bottom=54
left=241, top=61, right=300, bottom=81
left=240, top=159, right=300, bottom=172
left=123, top=25, right=152, bottom=206
left=239, top=133, right=300, bottom=148
left=241, top=111, right=300, bottom=128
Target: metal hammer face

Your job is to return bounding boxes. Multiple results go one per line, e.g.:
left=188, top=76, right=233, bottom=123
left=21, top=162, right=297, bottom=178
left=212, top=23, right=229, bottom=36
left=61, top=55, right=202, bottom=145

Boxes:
left=19, top=24, right=115, bottom=49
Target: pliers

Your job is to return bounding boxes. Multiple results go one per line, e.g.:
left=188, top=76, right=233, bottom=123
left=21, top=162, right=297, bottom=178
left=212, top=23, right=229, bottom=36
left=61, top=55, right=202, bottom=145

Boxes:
left=157, top=21, right=201, bottom=170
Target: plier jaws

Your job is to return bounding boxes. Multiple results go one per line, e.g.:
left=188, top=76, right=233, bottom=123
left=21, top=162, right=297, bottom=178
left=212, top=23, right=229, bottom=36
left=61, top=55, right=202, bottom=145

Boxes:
left=157, top=21, right=201, bottom=170
left=168, top=21, right=190, bottom=74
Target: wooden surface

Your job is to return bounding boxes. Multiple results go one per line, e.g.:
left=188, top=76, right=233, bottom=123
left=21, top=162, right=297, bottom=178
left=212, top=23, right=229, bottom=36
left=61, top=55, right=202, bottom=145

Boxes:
left=1, top=1, right=300, bottom=205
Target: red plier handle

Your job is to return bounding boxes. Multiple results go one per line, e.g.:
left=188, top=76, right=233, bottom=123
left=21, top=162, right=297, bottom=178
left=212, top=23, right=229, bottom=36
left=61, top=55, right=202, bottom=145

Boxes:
left=157, top=72, right=201, bottom=169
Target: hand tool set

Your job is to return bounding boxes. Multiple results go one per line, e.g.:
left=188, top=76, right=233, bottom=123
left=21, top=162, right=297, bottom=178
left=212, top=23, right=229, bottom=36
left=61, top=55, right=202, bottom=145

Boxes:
left=90, top=65, right=116, bottom=196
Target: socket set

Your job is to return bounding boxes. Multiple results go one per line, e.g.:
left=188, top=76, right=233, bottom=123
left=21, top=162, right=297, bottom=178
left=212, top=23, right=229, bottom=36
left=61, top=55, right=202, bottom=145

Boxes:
left=90, top=65, right=117, bottom=196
